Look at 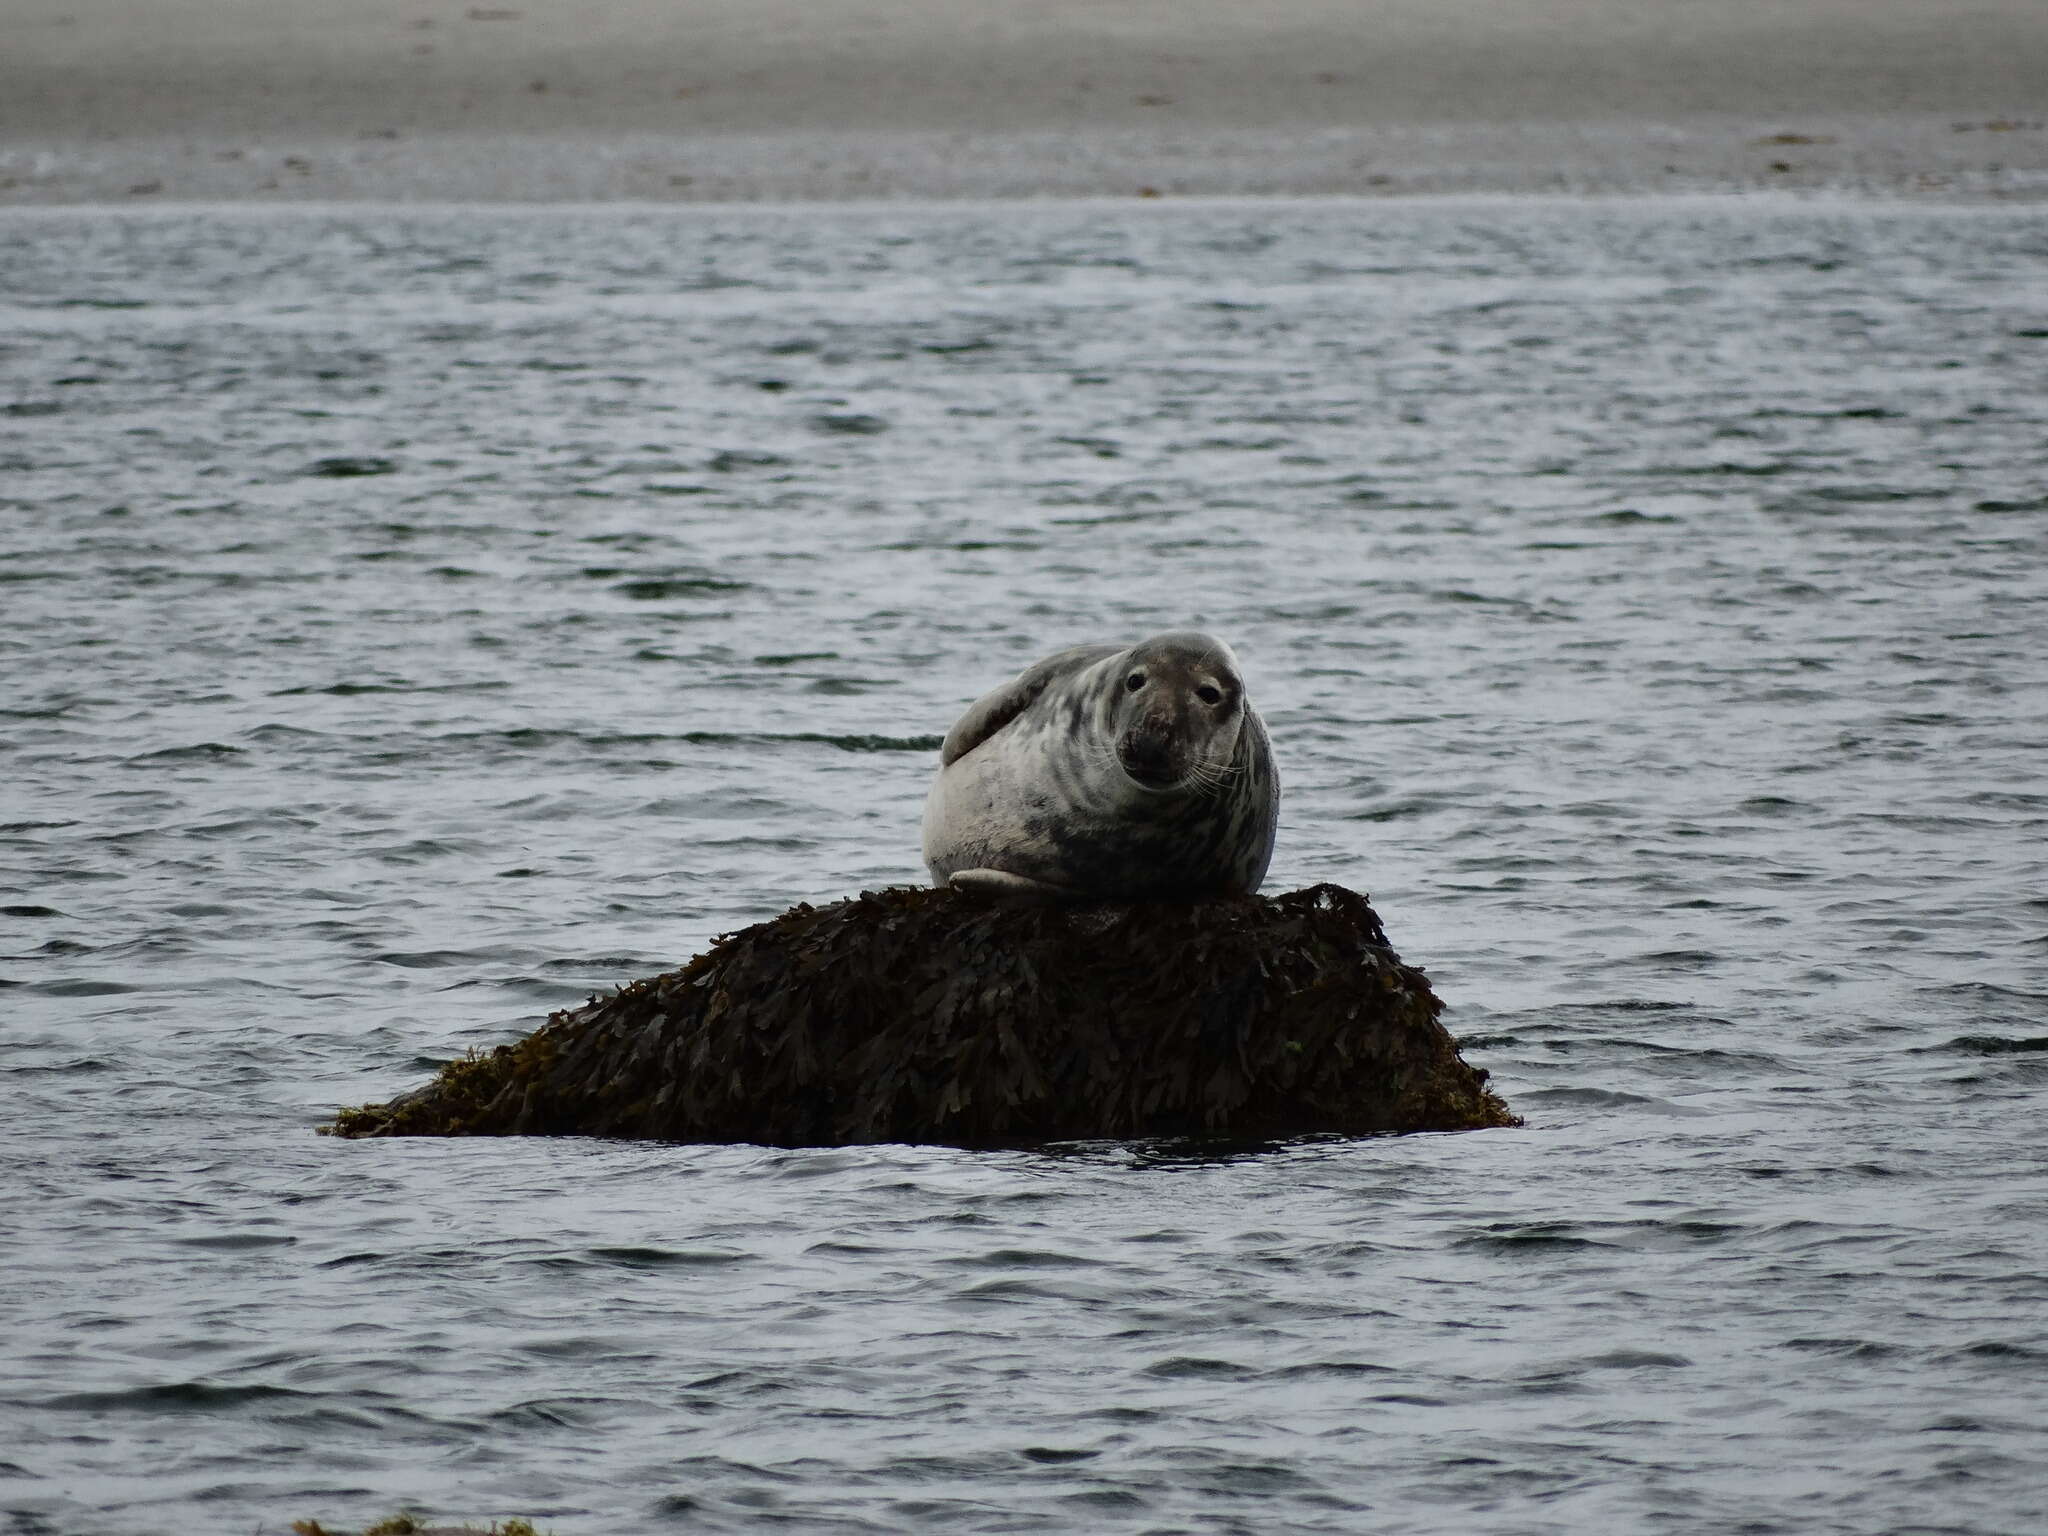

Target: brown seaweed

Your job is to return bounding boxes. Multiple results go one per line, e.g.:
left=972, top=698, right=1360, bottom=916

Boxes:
left=324, top=884, right=1517, bottom=1146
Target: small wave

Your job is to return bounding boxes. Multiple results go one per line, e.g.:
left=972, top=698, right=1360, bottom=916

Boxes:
left=1458, top=1222, right=1611, bottom=1252
left=810, top=413, right=889, bottom=435
left=1532, top=1349, right=1693, bottom=1373
left=123, top=742, right=245, bottom=764
left=1949, top=1340, right=2047, bottom=1363
left=1513, top=1087, right=1691, bottom=1110
left=268, top=680, right=509, bottom=697
left=1930, top=1035, right=2048, bottom=1056
left=1022, top=1446, right=1100, bottom=1464
left=371, top=949, right=512, bottom=970
left=945, top=1248, right=1105, bottom=1270
left=685, top=730, right=941, bottom=753
left=612, top=577, right=751, bottom=600
left=1269, top=1360, right=1396, bottom=1380
left=1784, top=1336, right=1906, bottom=1360
left=170, top=1232, right=298, bottom=1251
left=1142, top=1356, right=1260, bottom=1381
left=580, top=1246, right=749, bottom=1270
left=37, top=1381, right=311, bottom=1414
left=24, top=979, right=138, bottom=997
left=303, top=456, right=398, bottom=477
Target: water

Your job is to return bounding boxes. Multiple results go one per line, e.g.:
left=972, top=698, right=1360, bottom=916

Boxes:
left=3, top=197, right=2046, bottom=1535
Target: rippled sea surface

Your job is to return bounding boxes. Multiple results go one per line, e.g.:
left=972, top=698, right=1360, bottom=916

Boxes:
left=4, top=198, right=2047, bottom=1535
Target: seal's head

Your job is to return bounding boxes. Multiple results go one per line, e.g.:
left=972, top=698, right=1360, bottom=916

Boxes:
left=1107, top=631, right=1248, bottom=793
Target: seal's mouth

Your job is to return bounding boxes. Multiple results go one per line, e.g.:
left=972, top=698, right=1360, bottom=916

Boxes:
left=1118, top=751, right=1183, bottom=790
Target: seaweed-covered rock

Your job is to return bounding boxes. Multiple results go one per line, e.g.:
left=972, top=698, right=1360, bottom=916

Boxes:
left=325, top=883, right=1516, bottom=1146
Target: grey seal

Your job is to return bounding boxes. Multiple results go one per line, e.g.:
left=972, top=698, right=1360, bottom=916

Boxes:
left=921, top=630, right=1279, bottom=902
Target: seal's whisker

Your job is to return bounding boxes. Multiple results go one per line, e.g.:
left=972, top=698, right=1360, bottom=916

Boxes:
left=1185, top=758, right=1244, bottom=797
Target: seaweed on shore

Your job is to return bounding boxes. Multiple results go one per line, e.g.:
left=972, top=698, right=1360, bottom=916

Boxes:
left=325, top=883, right=1516, bottom=1146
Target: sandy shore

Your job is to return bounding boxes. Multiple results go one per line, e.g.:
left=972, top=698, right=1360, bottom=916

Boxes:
left=5, top=0, right=2046, bottom=201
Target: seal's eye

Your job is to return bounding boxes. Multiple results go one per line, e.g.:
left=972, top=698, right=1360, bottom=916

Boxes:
left=1195, top=684, right=1223, bottom=706
left=1125, top=671, right=1146, bottom=693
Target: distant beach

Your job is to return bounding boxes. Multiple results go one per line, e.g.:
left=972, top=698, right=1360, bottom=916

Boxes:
left=4, top=0, right=2045, bottom=201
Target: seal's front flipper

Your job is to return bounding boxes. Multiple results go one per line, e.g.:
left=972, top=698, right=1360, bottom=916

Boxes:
left=946, top=869, right=1072, bottom=903
left=938, top=643, right=1123, bottom=766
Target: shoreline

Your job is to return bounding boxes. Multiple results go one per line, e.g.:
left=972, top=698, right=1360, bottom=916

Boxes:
left=6, top=117, right=2046, bottom=207
left=7, top=185, right=2048, bottom=219
left=6, top=1, right=2046, bottom=204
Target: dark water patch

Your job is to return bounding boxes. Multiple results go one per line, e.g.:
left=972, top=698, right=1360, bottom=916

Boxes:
left=1606, top=949, right=1722, bottom=972
left=38, top=1381, right=311, bottom=1414
left=953, top=1278, right=1102, bottom=1302
left=25, top=979, right=139, bottom=997
left=487, top=1395, right=640, bottom=1431
left=1539, top=1349, right=1693, bottom=1373
left=810, top=413, right=889, bottom=435
left=514, top=1335, right=652, bottom=1362
left=578, top=1247, right=750, bottom=1270
left=1804, top=483, right=1952, bottom=503
left=1458, top=1223, right=1613, bottom=1254
left=1926, top=1035, right=2048, bottom=1055
left=1142, top=1356, right=1260, bottom=1381
left=1590, top=1219, right=1750, bottom=1250
left=268, top=684, right=507, bottom=700
left=171, top=1232, right=298, bottom=1252
left=680, top=730, right=942, bottom=753
left=370, top=949, right=504, bottom=970
left=612, top=577, right=751, bottom=600
left=123, top=742, right=244, bottom=764
left=12, top=1042, right=106, bottom=1074
left=1344, top=795, right=1450, bottom=823
left=1784, top=1336, right=1907, bottom=1360
left=1269, top=1360, right=1397, bottom=1380
left=442, top=974, right=596, bottom=1005
left=706, top=449, right=790, bottom=472
left=805, top=677, right=898, bottom=695
left=1946, top=1341, right=2047, bottom=1363
left=1051, top=435, right=1123, bottom=459
left=1513, top=1088, right=1684, bottom=1110
left=303, top=456, right=398, bottom=478
left=1578, top=999, right=1699, bottom=1013
left=1922, top=980, right=2048, bottom=1008
left=944, top=1248, right=1104, bottom=1271
left=1589, top=508, right=1680, bottom=525
left=1640, top=459, right=1806, bottom=477
left=369, top=838, right=477, bottom=865
left=1754, top=405, right=1905, bottom=421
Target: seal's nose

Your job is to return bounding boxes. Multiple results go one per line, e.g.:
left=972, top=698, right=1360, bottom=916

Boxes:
left=1119, top=732, right=1178, bottom=786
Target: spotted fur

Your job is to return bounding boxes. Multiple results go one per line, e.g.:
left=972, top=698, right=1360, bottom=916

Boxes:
left=922, top=631, right=1279, bottom=901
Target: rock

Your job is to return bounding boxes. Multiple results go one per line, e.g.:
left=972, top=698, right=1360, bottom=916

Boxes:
left=323, top=883, right=1516, bottom=1146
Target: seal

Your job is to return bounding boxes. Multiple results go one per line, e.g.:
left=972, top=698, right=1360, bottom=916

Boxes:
left=922, top=630, right=1279, bottom=902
